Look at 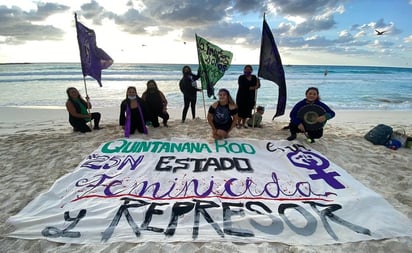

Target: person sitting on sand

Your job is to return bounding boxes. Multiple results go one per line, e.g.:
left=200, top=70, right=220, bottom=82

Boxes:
left=287, top=87, right=335, bottom=143
left=65, top=87, right=101, bottom=133
left=207, top=88, right=238, bottom=140
left=119, top=86, right=148, bottom=135
left=142, top=79, right=169, bottom=127
left=247, top=106, right=264, bottom=128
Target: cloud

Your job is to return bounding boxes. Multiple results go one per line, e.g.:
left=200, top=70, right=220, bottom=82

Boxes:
left=367, top=18, right=402, bottom=35
left=0, top=4, right=67, bottom=45
left=0, top=0, right=408, bottom=66
left=403, top=35, right=412, bottom=43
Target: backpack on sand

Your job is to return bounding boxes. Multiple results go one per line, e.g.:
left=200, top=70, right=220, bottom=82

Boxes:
left=364, top=124, right=393, bottom=145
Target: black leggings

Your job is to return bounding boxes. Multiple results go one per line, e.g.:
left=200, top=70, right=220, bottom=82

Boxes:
left=150, top=111, right=170, bottom=127
left=70, top=112, right=101, bottom=133
left=182, top=96, right=197, bottom=121
left=288, top=122, right=323, bottom=139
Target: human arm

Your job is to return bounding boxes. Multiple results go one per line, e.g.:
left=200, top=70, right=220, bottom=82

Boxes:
left=249, top=76, right=260, bottom=91
left=289, top=99, right=307, bottom=132
left=207, top=104, right=217, bottom=131
left=207, top=104, right=218, bottom=138
left=85, top=96, right=92, bottom=109
left=289, top=99, right=306, bottom=126
left=228, top=105, right=239, bottom=132
left=315, top=101, right=335, bottom=123
left=179, top=79, right=184, bottom=93
left=159, top=91, right=168, bottom=111
left=192, top=72, right=200, bottom=81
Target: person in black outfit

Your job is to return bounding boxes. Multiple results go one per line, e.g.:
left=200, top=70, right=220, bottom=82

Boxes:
left=142, top=79, right=169, bottom=127
left=179, top=65, right=201, bottom=123
left=66, top=87, right=101, bottom=133
left=236, top=65, right=260, bottom=128
left=119, top=86, right=148, bottom=134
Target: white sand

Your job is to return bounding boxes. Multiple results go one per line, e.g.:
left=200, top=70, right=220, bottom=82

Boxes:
left=0, top=106, right=411, bottom=252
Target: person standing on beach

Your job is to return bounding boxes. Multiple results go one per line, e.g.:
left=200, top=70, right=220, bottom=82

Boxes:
left=66, top=87, right=101, bottom=133
left=142, top=79, right=169, bottom=127
left=119, top=86, right=148, bottom=135
left=179, top=65, right=201, bottom=123
left=287, top=87, right=335, bottom=143
left=207, top=88, right=238, bottom=140
left=236, top=65, right=260, bottom=128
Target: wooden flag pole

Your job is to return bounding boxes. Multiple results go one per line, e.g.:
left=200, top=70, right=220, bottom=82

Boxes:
left=83, top=77, right=93, bottom=129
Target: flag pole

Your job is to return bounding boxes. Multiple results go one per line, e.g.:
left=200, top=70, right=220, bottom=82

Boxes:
left=252, top=77, right=260, bottom=128
left=252, top=87, right=257, bottom=128
left=201, top=88, right=207, bottom=120
left=83, top=68, right=92, bottom=129
left=76, top=13, right=92, bottom=128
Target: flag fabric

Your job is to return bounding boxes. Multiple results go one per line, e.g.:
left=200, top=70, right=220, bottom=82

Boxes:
left=195, top=34, right=233, bottom=98
left=258, top=17, right=287, bottom=119
left=75, top=14, right=113, bottom=87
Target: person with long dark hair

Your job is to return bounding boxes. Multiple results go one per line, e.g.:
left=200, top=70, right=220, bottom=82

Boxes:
left=142, top=79, right=169, bottom=127
left=65, top=87, right=101, bottom=133
left=179, top=65, right=201, bottom=123
left=207, top=88, right=238, bottom=140
left=119, top=86, right=148, bottom=135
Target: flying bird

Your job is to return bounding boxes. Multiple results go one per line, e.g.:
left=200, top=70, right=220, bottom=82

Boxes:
left=375, top=30, right=386, bottom=35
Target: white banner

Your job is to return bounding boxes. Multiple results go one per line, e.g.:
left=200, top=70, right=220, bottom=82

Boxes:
left=7, top=138, right=412, bottom=244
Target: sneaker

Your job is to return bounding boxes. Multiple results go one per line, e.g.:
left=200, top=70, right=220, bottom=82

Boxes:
left=287, top=134, right=296, bottom=141
left=93, top=126, right=103, bottom=130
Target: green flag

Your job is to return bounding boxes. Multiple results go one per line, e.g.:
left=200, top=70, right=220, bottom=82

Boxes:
left=195, top=34, right=233, bottom=98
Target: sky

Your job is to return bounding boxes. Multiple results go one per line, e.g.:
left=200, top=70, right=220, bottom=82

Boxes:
left=0, top=0, right=412, bottom=67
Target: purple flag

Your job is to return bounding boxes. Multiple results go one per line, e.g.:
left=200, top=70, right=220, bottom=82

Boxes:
left=75, top=14, right=113, bottom=87
left=258, top=17, right=287, bottom=119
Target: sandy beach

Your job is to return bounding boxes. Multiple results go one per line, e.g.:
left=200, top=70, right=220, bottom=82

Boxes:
left=0, top=106, right=411, bottom=252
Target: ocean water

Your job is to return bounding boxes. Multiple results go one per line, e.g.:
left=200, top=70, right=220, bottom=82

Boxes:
left=0, top=63, right=411, bottom=112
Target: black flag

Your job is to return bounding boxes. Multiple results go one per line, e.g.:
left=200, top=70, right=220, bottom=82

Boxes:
left=258, top=17, right=287, bottom=119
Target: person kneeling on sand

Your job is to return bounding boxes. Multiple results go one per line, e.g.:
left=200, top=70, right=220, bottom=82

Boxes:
left=66, top=87, right=101, bottom=133
left=142, top=79, right=170, bottom=127
left=119, top=86, right=148, bottom=135
left=286, top=87, right=335, bottom=143
left=207, top=88, right=238, bottom=140
left=247, top=106, right=264, bottom=128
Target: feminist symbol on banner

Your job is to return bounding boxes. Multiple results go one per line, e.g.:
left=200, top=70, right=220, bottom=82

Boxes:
left=287, top=149, right=345, bottom=189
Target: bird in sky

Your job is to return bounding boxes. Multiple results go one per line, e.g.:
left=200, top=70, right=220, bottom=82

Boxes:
left=375, top=30, right=386, bottom=35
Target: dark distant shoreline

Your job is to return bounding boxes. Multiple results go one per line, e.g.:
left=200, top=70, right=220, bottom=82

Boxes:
left=0, top=62, right=32, bottom=65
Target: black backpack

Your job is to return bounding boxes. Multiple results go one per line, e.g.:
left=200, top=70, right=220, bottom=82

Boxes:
left=364, top=124, right=393, bottom=145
